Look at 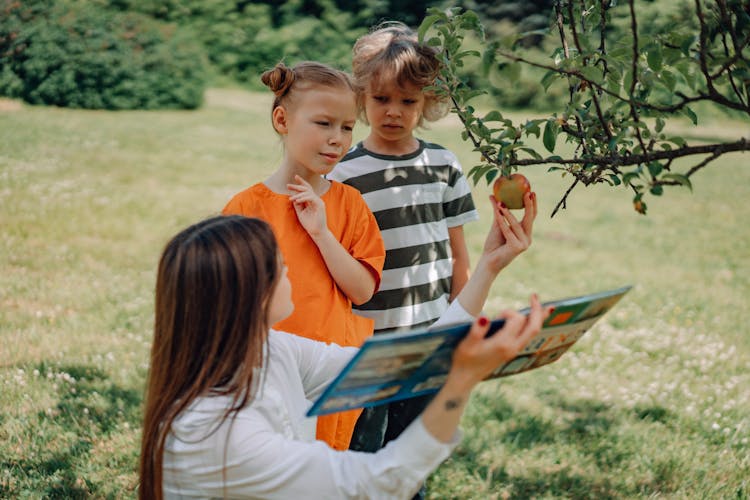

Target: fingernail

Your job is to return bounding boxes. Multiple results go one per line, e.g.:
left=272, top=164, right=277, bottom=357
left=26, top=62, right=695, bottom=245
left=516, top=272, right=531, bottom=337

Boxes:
left=549, top=306, right=556, bottom=314
left=478, top=316, right=489, bottom=327
left=499, top=202, right=507, bottom=209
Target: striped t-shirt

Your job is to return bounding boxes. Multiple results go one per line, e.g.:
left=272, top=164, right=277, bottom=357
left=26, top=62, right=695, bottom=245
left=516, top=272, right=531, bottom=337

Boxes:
left=328, top=140, right=479, bottom=333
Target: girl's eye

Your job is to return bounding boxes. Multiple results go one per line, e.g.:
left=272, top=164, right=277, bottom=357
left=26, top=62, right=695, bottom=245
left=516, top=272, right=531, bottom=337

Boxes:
left=315, top=121, right=330, bottom=126
left=403, top=99, right=417, bottom=105
left=373, top=96, right=387, bottom=102
left=343, top=125, right=354, bottom=132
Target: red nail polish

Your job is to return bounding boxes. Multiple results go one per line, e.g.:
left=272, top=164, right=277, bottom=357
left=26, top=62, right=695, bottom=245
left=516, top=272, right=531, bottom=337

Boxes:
left=499, top=202, right=507, bottom=209
left=478, top=316, right=489, bottom=327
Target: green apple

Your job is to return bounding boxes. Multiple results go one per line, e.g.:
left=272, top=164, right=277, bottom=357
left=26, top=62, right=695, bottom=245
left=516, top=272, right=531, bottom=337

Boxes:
left=492, top=173, right=531, bottom=209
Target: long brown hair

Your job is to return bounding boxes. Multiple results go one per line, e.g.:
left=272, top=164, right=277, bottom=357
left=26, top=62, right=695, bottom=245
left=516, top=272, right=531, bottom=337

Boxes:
left=139, top=215, right=279, bottom=499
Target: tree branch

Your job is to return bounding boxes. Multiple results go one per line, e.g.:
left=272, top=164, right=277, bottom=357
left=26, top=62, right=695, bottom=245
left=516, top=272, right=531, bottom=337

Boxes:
left=507, top=138, right=749, bottom=169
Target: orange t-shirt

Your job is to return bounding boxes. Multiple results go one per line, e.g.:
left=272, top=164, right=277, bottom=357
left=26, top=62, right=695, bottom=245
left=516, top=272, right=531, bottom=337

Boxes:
left=223, top=181, right=385, bottom=449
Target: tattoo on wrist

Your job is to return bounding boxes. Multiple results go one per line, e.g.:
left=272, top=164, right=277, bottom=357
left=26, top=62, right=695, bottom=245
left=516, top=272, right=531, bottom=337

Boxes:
left=445, top=398, right=462, bottom=411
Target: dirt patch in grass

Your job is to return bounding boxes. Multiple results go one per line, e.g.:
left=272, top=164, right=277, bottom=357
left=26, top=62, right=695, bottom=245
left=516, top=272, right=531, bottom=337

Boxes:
left=0, top=98, right=23, bottom=111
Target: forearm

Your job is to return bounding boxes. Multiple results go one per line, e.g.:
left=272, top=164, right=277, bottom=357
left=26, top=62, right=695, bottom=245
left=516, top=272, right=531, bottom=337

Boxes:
left=449, top=255, right=470, bottom=302
left=310, top=229, right=376, bottom=305
left=448, top=226, right=471, bottom=301
left=420, top=370, right=476, bottom=443
left=452, top=253, right=496, bottom=317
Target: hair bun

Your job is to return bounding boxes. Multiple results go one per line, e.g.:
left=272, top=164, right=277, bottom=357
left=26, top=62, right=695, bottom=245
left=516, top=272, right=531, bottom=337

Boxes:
left=261, top=63, right=295, bottom=98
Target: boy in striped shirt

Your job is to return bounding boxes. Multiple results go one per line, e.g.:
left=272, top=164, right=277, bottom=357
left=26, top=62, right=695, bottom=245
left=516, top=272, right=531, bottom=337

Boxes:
left=328, top=22, right=479, bottom=469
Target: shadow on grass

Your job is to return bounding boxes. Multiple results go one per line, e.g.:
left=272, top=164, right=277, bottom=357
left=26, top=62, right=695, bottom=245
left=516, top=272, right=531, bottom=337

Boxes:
left=2, top=443, right=96, bottom=499
left=459, top=392, right=681, bottom=498
left=2, top=362, right=142, bottom=497
left=491, top=465, right=619, bottom=499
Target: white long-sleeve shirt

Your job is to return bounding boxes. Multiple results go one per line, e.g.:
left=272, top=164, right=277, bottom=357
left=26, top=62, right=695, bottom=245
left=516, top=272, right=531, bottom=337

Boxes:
left=162, top=301, right=473, bottom=499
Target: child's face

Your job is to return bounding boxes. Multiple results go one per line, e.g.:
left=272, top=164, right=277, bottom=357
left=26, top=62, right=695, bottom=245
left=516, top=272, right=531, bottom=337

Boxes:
left=274, top=86, right=357, bottom=176
left=363, top=80, right=425, bottom=148
left=268, top=257, right=294, bottom=325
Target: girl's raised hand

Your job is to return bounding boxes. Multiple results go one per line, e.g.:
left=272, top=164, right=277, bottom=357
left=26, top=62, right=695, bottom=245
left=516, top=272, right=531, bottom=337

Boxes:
left=481, top=191, right=537, bottom=275
left=288, top=175, right=327, bottom=237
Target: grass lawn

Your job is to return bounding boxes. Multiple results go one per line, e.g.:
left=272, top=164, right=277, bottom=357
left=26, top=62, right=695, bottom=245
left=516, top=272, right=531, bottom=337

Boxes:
left=1, top=89, right=748, bottom=498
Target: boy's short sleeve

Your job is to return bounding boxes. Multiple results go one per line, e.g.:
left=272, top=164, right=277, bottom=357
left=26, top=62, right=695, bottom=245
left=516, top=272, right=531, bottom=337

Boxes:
left=443, top=154, right=479, bottom=228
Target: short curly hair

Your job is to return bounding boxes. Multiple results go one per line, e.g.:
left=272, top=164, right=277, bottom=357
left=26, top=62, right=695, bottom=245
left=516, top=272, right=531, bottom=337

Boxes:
left=351, top=22, right=449, bottom=126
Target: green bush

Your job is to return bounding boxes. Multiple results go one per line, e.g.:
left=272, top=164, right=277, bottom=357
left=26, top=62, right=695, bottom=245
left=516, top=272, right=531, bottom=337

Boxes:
left=0, top=0, right=207, bottom=109
left=106, top=0, right=364, bottom=88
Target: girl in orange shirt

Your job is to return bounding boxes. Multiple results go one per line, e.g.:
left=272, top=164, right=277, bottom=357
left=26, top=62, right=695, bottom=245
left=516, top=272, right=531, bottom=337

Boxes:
left=223, top=61, right=385, bottom=450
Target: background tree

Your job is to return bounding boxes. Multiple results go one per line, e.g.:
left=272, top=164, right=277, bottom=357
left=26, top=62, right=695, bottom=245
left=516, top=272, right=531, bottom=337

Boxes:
left=0, top=0, right=206, bottom=109
left=421, top=1, right=750, bottom=215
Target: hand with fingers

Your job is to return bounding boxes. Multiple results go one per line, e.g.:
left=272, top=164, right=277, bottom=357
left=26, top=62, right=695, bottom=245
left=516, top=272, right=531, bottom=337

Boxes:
left=288, top=175, right=327, bottom=237
left=451, top=293, right=551, bottom=386
left=449, top=190, right=538, bottom=318
left=420, top=293, right=552, bottom=443
left=482, top=190, right=537, bottom=275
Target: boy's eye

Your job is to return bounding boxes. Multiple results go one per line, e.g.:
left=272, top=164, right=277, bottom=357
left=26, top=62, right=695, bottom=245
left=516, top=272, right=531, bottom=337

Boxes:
left=343, top=125, right=354, bottom=132
left=373, top=96, right=387, bottom=102
left=315, top=121, right=330, bottom=126
left=403, top=99, right=417, bottom=105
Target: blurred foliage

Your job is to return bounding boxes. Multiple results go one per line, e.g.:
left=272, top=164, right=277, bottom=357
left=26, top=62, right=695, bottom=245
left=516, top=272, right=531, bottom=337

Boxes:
left=4, top=0, right=730, bottom=113
left=0, top=0, right=561, bottom=109
left=0, top=0, right=206, bottom=109
left=104, top=0, right=366, bottom=84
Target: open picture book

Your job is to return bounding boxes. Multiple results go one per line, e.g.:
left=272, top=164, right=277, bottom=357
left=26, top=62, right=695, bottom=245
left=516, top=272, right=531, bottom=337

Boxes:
left=307, top=285, right=632, bottom=417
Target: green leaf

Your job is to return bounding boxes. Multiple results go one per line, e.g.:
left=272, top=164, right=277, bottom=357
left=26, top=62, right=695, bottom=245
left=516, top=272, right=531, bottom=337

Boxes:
left=647, top=161, right=663, bottom=177
left=609, top=174, right=622, bottom=186
left=480, top=45, right=497, bottom=76
left=647, top=46, right=663, bottom=72
left=519, top=147, right=542, bottom=160
left=460, top=89, right=488, bottom=103
left=660, top=69, right=677, bottom=92
left=655, top=117, right=665, bottom=133
left=681, top=66, right=700, bottom=90
left=579, top=66, right=603, bottom=84
left=543, top=120, right=558, bottom=153
left=485, top=169, right=499, bottom=183
left=417, top=14, right=441, bottom=42
left=524, top=120, right=542, bottom=138
left=623, top=70, right=634, bottom=93
left=455, top=50, right=481, bottom=61
left=541, top=70, right=558, bottom=91
left=683, top=106, right=698, bottom=125
left=668, top=136, right=686, bottom=147
left=650, top=184, right=664, bottom=196
left=680, top=34, right=698, bottom=55
left=661, top=173, right=693, bottom=191
left=623, top=172, right=641, bottom=184
left=426, top=36, right=442, bottom=47
left=483, top=110, right=503, bottom=122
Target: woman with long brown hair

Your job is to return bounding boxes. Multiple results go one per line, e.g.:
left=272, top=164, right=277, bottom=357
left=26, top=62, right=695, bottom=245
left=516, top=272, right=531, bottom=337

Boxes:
left=140, top=190, right=544, bottom=499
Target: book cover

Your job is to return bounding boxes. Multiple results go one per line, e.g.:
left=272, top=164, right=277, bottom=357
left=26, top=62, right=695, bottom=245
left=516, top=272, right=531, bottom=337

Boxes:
left=307, top=285, right=632, bottom=416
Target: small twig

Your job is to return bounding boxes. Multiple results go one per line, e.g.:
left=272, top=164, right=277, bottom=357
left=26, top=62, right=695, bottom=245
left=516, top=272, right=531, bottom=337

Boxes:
left=627, top=0, right=647, bottom=154
left=551, top=178, right=580, bottom=217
